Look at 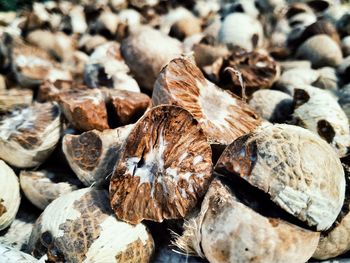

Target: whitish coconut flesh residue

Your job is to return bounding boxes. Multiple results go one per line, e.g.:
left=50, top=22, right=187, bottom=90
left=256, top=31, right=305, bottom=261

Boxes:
left=40, top=188, right=88, bottom=238
left=197, top=79, right=237, bottom=129
left=125, top=127, right=167, bottom=196
left=15, top=55, right=52, bottom=68
left=83, top=217, right=150, bottom=263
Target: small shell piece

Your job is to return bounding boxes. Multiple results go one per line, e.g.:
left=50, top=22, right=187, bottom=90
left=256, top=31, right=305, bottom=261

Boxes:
left=19, top=170, right=80, bottom=210
left=57, top=89, right=109, bottom=131
left=293, top=85, right=350, bottom=157
left=0, top=160, right=20, bottom=231
left=104, top=89, right=151, bottom=126
left=0, top=102, right=61, bottom=168
left=175, top=179, right=320, bottom=263
left=121, top=26, right=183, bottom=91
left=218, top=13, right=264, bottom=51
left=215, top=124, right=345, bottom=231
left=248, top=89, right=293, bottom=122
left=62, top=125, right=133, bottom=186
left=296, top=34, right=342, bottom=68
left=110, top=105, right=213, bottom=224
left=152, top=57, right=261, bottom=145
left=28, top=188, right=154, bottom=263
left=0, top=244, right=38, bottom=263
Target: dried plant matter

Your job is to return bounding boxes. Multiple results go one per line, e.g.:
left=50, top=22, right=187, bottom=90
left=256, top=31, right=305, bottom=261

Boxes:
left=152, top=57, right=261, bottom=145
left=110, top=105, right=212, bottom=224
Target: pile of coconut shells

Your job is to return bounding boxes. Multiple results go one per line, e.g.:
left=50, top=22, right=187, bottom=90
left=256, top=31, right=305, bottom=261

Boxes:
left=2, top=0, right=350, bottom=262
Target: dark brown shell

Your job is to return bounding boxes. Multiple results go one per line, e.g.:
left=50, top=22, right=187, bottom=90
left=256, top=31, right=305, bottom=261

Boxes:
left=109, top=105, right=212, bottom=224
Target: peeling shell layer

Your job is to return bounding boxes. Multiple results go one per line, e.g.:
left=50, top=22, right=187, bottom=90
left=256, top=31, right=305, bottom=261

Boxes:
left=0, top=160, right=20, bottom=231
left=0, top=102, right=61, bottom=168
left=175, top=179, right=320, bottom=263
left=293, top=85, right=350, bottom=157
left=110, top=105, right=213, bottom=224
left=215, top=124, right=345, bottom=231
left=28, top=188, right=154, bottom=263
left=19, top=170, right=80, bottom=210
left=62, top=125, right=133, bottom=186
left=152, top=57, right=261, bottom=145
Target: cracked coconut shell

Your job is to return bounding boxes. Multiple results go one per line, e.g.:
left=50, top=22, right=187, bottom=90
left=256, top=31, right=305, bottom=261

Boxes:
left=28, top=188, right=154, bottom=263
left=0, top=102, right=61, bottom=168
left=175, top=178, right=320, bottom=263
left=292, top=85, right=350, bottom=157
left=0, top=160, right=20, bottom=231
left=62, top=125, right=133, bottom=186
left=152, top=57, right=261, bottom=146
left=0, top=88, right=33, bottom=113
left=215, top=124, right=346, bottom=231
left=109, top=105, right=213, bottom=224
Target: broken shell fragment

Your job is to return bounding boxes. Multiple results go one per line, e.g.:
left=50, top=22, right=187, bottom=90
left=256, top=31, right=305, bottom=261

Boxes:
left=19, top=170, right=80, bottom=210
left=175, top=178, right=320, bottom=263
left=57, top=89, right=109, bottom=131
left=121, top=26, right=183, bottom=91
left=248, top=89, right=293, bottom=123
left=293, top=85, right=350, bottom=157
left=62, top=125, right=133, bottom=186
left=152, top=57, right=261, bottom=145
left=215, top=124, right=345, bottom=231
left=109, top=105, right=213, bottom=224
left=0, top=244, right=38, bottom=263
left=296, top=34, right=342, bottom=68
left=28, top=188, right=154, bottom=263
left=104, top=89, right=151, bottom=126
left=0, top=88, right=33, bottom=112
left=0, top=102, right=61, bottom=168
left=0, top=160, right=20, bottom=231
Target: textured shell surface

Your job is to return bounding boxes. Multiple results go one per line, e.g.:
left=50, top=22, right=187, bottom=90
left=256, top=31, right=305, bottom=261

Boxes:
left=216, top=124, right=345, bottom=231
